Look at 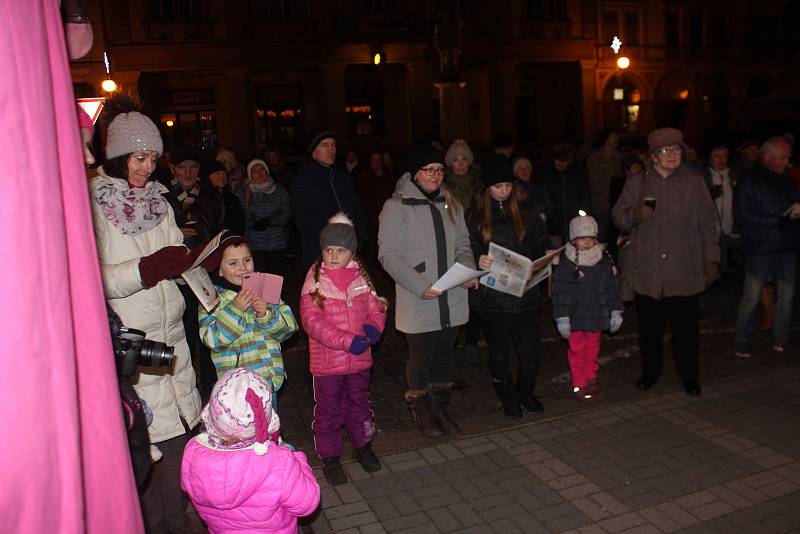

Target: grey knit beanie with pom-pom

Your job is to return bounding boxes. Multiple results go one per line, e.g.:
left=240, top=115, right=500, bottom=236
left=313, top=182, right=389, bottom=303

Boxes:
left=319, top=212, right=357, bottom=252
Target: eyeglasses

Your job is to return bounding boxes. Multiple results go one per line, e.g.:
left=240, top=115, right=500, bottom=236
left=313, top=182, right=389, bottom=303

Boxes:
left=656, top=145, right=682, bottom=156
left=420, top=166, right=445, bottom=176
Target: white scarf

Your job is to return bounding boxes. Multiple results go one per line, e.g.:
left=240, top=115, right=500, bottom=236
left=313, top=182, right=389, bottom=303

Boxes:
left=564, top=242, right=603, bottom=267
left=709, top=167, right=734, bottom=234
left=93, top=172, right=169, bottom=235
left=248, top=179, right=275, bottom=195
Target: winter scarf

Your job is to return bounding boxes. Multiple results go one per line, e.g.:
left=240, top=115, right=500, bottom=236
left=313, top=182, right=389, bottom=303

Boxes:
left=565, top=243, right=603, bottom=267
left=93, top=172, right=169, bottom=235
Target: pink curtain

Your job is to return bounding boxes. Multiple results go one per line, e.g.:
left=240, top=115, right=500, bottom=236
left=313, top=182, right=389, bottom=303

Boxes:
left=0, top=1, right=143, bottom=532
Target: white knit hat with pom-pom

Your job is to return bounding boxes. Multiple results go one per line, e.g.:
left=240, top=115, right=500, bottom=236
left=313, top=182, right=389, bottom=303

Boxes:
left=569, top=214, right=598, bottom=242
left=202, top=368, right=280, bottom=455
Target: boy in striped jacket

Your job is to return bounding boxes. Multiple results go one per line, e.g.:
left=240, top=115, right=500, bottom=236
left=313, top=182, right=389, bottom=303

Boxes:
left=199, top=234, right=298, bottom=408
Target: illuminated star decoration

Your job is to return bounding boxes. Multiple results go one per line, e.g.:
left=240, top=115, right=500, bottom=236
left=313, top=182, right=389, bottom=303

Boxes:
left=103, top=51, right=111, bottom=74
left=610, top=36, right=622, bottom=54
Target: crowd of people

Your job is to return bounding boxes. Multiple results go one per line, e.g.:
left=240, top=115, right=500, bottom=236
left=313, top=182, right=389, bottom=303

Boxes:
left=88, top=92, right=800, bottom=532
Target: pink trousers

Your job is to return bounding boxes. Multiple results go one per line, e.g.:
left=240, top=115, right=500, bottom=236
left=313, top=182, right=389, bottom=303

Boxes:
left=567, top=331, right=602, bottom=388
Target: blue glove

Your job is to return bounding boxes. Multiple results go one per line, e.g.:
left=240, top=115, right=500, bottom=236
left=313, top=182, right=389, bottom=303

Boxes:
left=609, top=310, right=623, bottom=334
left=348, top=335, right=371, bottom=355
left=555, top=317, right=571, bottom=339
left=363, top=324, right=381, bottom=345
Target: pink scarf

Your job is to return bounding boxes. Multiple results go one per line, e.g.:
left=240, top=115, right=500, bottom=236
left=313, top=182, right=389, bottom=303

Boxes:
left=323, top=265, right=359, bottom=292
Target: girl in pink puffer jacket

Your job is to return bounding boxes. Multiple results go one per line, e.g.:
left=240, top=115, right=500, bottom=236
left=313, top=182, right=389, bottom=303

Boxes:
left=300, top=213, right=388, bottom=487
left=180, top=368, right=319, bottom=534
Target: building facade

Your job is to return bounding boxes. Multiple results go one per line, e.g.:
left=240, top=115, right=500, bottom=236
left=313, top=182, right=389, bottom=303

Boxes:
left=70, top=0, right=799, bottom=160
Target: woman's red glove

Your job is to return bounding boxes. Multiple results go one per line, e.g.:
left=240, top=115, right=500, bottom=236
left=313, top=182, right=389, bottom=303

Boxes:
left=139, top=246, right=192, bottom=288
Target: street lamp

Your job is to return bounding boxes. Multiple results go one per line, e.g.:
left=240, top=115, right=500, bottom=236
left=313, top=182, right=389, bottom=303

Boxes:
left=371, top=48, right=386, bottom=66
left=101, top=51, right=117, bottom=94
left=101, top=78, right=117, bottom=93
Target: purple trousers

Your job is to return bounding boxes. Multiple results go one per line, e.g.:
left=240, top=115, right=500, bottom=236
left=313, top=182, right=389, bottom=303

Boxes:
left=312, top=369, right=374, bottom=459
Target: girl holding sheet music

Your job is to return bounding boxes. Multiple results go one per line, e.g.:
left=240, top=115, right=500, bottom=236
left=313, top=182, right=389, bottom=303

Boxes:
left=198, top=234, right=298, bottom=406
left=466, top=155, right=551, bottom=420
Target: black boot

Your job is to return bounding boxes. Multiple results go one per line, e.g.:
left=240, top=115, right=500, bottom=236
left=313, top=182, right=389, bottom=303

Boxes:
left=353, top=442, right=382, bottom=472
left=321, top=457, right=348, bottom=486
left=430, top=386, right=462, bottom=435
left=405, top=394, right=443, bottom=438
left=493, top=380, right=523, bottom=419
left=517, top=382, right=545, bottom=414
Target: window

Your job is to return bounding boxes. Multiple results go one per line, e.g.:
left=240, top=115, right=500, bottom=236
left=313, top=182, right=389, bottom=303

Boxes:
left=526, top=0, right=567, bottom=21
left=516, top=95, right=538, bottom=143
left=255, top=85, right=305, bottom=155
left=604, top=11, right=619, bottom=43
left=688, top=12, right=703, bottom=48
left=256, top=0, right=310, bottom=20
left=159, top=111, right=216, bottom=148
left=345, top=82, right=385, bottom=137
left=665, top=12, right=680, bottom=47
left=148, top=0, right=206, bottom=24
left=625, top=104, right=641, bottom=132
left=345, top=66, right=386, bottom=138
left=623, top=12, right=641, bottom=45
left=710, top=15, right=726, bottom=47
left=432, top=90, right=441, bottom=141
left=602, top=80, right=640, bottom=132
left=354, top=0, right=389, bottom=12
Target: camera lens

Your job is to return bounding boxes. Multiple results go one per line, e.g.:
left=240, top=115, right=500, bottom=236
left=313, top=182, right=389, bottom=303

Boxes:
left=138, top=340, right=175, bottom=369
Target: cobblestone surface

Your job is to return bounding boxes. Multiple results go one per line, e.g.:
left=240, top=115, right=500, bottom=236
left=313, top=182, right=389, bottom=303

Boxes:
left=302, top=367, right=800, bottom=533
left=183, top=258, right=800, bottom=533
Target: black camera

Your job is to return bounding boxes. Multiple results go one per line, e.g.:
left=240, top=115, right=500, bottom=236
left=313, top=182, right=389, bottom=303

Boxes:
left=108, top=309, right=175, bottom=377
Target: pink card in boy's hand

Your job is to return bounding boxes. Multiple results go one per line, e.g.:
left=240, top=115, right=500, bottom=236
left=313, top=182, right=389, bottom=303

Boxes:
left=242, top=272, right=284, bottom=304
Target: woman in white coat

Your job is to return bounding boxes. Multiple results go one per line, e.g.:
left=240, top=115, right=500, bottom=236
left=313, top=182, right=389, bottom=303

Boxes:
left=90, top=97, right=201, bottom=533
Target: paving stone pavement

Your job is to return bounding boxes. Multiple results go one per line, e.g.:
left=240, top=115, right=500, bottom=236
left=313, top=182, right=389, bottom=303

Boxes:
left=180, top=258, right=800, bottom=533
left=304, top=366, right=800, bottom=533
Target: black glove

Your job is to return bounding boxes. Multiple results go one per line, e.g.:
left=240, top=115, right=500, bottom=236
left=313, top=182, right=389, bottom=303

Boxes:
left=253, top=217, right=271, bottom=231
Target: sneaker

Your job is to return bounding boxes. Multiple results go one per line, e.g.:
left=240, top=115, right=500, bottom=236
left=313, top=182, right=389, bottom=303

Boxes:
left=353, top=444, right=382, bottom=473
left=321, top=457, right=348, bottom=486
left=773, top=344, right=786, bottom=353
left=572, top=386, right=593, bottom=400
left=585, top=379, right=600, bottom=397
left=734, top=345, right=752, bottom=358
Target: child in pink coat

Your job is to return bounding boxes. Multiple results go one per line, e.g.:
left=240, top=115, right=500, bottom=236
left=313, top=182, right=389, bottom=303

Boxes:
left=181, top=368, right=319, bottom=533
left=300, top=213, right=388, bottom=486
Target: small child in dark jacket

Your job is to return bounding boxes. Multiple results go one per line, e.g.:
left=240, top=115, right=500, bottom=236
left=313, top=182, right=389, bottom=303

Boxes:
left=553, top=215, right=623, bottom=400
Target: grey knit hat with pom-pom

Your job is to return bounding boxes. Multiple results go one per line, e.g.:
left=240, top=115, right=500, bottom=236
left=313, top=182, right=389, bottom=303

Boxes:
left=319, top=212, right=357, bottom=252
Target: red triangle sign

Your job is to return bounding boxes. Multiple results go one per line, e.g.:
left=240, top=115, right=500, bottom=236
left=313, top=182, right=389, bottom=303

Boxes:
left=77, top=97, right=105, bottom=125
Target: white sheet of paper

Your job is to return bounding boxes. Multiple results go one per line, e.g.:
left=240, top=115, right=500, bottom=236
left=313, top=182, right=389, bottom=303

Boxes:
left=430, top=262, right=489, bottom=292
left=181, top=266, right=220, bottom=312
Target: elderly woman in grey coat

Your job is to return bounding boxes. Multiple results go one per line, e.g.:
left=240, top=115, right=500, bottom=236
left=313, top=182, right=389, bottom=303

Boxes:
left=612, top=128, right=719, bottom=397
left=378, top=144, right=477, bottom=437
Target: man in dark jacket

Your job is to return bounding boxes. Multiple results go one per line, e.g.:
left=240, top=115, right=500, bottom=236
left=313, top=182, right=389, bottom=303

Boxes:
left=291, top=128, right=367, bottom=271
left=536, top=142, right=592, bottom=245
left=733, top=137, right=800, bottom=357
